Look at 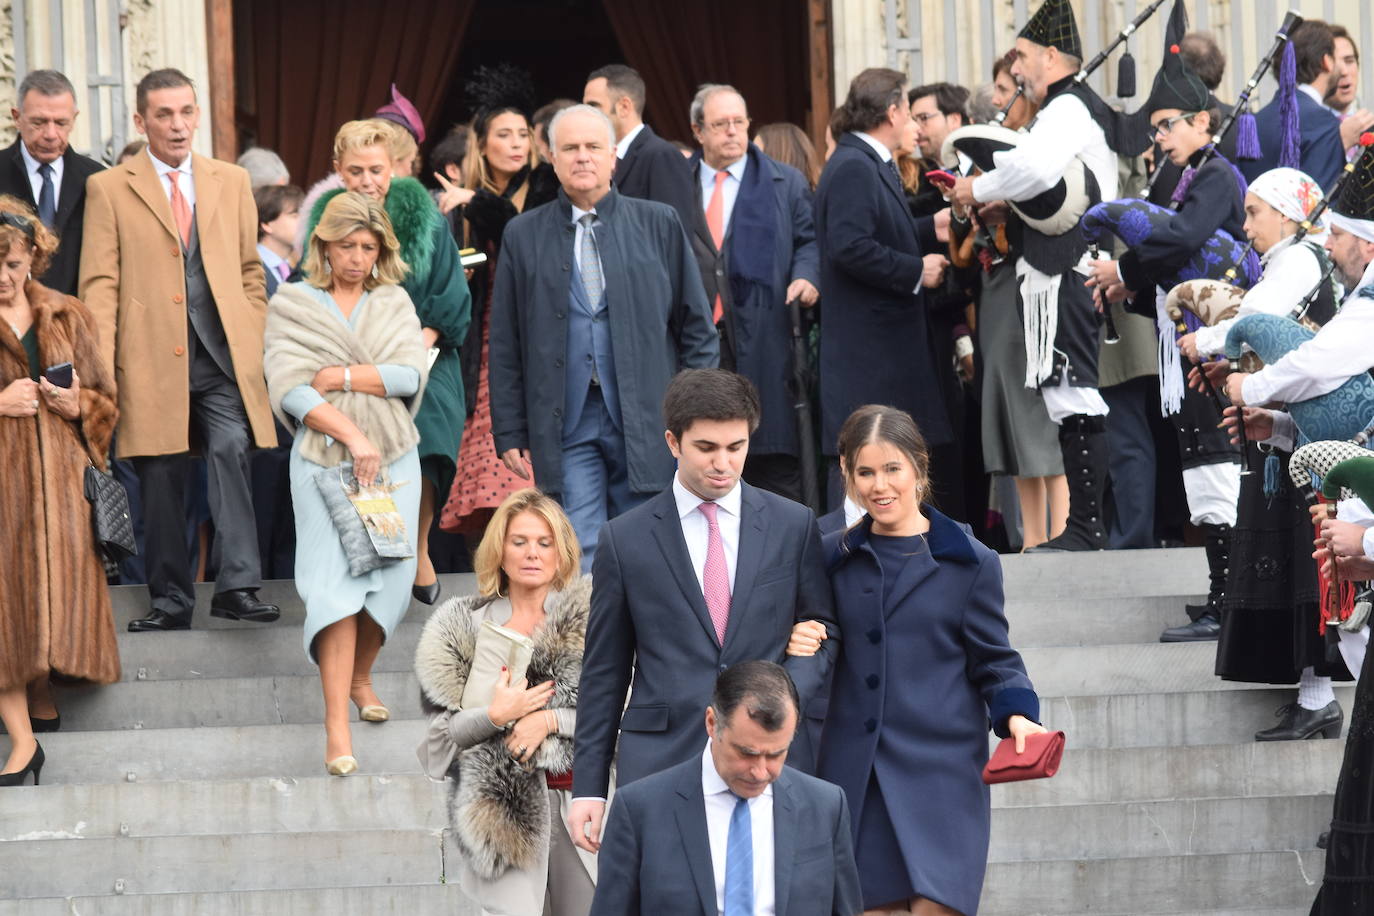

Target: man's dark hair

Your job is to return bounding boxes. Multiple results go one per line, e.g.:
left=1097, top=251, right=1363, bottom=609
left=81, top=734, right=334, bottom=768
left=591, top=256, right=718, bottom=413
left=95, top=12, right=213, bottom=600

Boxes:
left=253, top=184, right=304, bottom=239
left=587, top=64, right=647, bottom=116
left=908, top=82, right=970, bottom=122
left=533, top=98, right=576, bottom=140
left=1289, top=21, right=1336, bottom=86
left=831, top=68, right=907, bottom=134
left=662, top=368, right=761, bottom=440
left=430, top=127, right=469, bottom=179
left=711, top=661, right=799, bottom=733
left=1329, top=24, right=1360, bottom=63
left=136, top=68, right=195, bottom=115
left=17, top=70, right=76, bottom=105
left=1179, top=31, right=1226, bottom=91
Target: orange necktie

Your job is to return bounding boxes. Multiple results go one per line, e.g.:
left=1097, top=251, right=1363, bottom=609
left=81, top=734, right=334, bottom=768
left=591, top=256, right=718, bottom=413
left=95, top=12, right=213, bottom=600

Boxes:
left=168, top=172, right=192, bottom=249
left=705, top=169, right=728, bottom=323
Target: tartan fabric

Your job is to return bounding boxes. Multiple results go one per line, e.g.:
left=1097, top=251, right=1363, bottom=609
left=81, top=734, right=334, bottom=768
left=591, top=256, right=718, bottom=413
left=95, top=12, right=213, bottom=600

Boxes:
left=1019, top=0, right=1083, bottom=60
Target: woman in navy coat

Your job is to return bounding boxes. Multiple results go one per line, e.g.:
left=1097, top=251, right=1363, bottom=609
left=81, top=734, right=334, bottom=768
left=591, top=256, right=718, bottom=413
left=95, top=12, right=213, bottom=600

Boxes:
left=806, top=404, right=1045, bottom=916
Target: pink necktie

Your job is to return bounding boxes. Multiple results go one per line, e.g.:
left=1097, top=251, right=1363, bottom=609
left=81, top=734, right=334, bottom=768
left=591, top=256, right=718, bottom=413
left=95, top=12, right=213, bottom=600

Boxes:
left=277, top=262, right=290, bottom=281
left=699, top=502, right=731, bottom=644
left=705, top=170, right=728, bottom=324
left=168, top=172, right=192, bottom=248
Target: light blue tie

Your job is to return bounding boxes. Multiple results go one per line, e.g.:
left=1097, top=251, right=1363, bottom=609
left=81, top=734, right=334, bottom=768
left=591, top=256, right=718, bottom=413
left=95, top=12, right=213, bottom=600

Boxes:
left=578, top=212, right=604, bottom=310
left=724, top=794, right=754, bottom=916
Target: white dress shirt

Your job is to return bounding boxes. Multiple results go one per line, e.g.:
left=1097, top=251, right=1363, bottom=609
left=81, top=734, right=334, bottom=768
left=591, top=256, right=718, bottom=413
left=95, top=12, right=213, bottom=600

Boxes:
left=148, top=147, right=196, bottom=209
left=616, top=122, right=647, bottom=160
left=19, top=142, right=63, bottom=209
left=1243, top=258, right=1374, bottom=407
left=849, top=130, right=893, bottom=163
left=699, top=156, right=748, bottom=236
left=674, top=473, right=742, bottom=593
left=1193, top=236, right=1327, bottom=357
left=701, top=745, right=775, bottom=916
left=971, top=87, right=1119, bottom=204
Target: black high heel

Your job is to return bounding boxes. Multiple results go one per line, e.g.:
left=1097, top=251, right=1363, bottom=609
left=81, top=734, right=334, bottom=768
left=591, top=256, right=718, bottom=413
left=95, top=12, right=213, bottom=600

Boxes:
left=0, top=742, right=44, bottom=787
left=412, top=581, right=441, bottom=605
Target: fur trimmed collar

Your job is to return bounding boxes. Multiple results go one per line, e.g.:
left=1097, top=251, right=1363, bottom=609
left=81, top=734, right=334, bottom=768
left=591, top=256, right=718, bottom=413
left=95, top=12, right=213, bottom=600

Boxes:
left=307, top=177, right=439, bottom=287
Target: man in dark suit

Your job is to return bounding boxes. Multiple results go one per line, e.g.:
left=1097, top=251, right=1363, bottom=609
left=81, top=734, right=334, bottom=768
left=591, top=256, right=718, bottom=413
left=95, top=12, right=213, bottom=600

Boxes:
left=1239, top=19, right=1346, bottom=191
left=583, top=64, right=697, bottom=230
left=568, top=368, right=838, bottom=853
left=3, top=70, right=104, bottom=295
left=488, top=104, right=717, bottom=567
left=685, top=83, right=819, bottom=502
left=591, top=661, right=861, bottom=916
left=814, top=68, right=951, bottom=509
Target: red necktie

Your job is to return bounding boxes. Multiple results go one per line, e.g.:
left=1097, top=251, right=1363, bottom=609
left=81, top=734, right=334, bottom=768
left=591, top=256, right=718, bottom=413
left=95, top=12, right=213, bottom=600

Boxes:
left=699, top=502, right=731, bottom=645
left=168, top=172, right=192, bottom=249
left=705, top=170, right=728, bottom=324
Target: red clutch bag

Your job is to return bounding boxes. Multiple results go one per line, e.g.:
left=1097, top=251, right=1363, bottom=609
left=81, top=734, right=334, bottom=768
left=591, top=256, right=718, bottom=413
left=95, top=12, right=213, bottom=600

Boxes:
left=982, top=730, right=1066, bottom=784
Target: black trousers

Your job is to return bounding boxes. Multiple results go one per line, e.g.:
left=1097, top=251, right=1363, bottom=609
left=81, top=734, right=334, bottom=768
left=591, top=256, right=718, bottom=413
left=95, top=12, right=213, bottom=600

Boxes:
left=133, top=348, right=261, bottom=616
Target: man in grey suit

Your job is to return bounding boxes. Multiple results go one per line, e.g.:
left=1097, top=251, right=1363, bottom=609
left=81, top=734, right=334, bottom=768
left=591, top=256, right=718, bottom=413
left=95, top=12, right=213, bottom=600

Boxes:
left=591, top=661, right=861, bottom=916
left=568, top=369, right=838, bottom=853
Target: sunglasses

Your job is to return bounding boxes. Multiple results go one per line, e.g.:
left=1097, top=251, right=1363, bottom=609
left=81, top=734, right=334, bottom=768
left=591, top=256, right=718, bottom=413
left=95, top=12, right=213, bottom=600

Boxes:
left=0, top=212, right=35, bottom=240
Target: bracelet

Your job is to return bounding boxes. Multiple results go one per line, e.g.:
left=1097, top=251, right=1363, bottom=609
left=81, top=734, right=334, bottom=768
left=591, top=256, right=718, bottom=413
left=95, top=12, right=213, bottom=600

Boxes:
left=342, top=367, right=352, bottom=393
left=546, top=710, right=557, bottom=734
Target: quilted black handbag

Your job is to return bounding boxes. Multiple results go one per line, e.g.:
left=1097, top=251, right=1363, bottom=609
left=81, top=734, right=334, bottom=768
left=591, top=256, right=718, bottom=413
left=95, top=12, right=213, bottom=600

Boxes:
left=78, top=433, right=137, bottom=562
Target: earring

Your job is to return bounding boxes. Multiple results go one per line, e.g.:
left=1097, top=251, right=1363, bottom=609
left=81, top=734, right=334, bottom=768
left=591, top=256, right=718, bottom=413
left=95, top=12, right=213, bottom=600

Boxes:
left=324, top=259, right=332, bottom=274
left=371, top=264, right=379, bottom=279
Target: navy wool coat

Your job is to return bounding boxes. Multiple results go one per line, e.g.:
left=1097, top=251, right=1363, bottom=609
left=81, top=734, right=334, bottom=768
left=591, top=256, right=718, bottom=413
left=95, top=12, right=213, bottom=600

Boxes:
left=1238, top=89, right=1345, bottom=192
left=488, top=188, right=717, bottom=496
left=686, top=147, right=820, bottom=456
left=813, top=133, right=951, bottom=451
left=817, top=509, right=1038, bottom=915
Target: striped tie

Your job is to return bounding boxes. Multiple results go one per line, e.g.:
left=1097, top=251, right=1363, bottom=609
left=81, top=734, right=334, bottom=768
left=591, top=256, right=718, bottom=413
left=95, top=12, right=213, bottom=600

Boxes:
left=724, top=794, right=754, bottom=916
left=578, top=212, right=603, bottom=309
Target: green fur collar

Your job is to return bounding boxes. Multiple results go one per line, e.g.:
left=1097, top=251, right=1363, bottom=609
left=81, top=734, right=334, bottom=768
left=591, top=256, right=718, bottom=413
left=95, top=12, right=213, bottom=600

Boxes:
left=307, top=177, right=438, bottom=287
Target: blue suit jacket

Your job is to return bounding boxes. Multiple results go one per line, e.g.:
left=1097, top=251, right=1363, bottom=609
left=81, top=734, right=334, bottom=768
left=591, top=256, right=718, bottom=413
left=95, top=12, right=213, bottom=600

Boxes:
left=590, top=755, right=863, bottom=916
left=814, top=133, right=950, bottom=450
left=1238, top=89, right=1345, bottom=192
left=573, top=482, right=839, bottom=797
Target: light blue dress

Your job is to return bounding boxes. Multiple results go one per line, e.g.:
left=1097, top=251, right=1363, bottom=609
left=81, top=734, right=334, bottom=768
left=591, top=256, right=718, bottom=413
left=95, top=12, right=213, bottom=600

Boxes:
left=279, top=284, right=423, bottom=661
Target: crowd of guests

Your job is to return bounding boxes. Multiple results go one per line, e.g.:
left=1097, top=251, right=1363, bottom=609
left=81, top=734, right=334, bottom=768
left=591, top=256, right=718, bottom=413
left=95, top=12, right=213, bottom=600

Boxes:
left=4, top=1, right=1374, bottom=910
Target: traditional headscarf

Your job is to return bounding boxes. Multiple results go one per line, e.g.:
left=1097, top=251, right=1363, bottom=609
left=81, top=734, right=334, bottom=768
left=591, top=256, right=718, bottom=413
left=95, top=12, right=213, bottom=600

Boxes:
left=1248, top=167, right=1325, bottom=228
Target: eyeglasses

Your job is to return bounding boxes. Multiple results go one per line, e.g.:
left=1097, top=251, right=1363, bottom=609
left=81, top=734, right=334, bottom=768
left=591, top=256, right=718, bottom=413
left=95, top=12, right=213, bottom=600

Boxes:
left=912, top=111, right=946, bottom=125
left=705, top=117, right=750, bottom=134
left=1152, top=112, right=1200, bottom=137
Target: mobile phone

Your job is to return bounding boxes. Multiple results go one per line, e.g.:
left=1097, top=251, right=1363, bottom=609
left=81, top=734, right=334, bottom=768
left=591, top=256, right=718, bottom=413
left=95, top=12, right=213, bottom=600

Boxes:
left=926, top=169, right=958, bottom=190
left=44, top=362, right=73, bottom=388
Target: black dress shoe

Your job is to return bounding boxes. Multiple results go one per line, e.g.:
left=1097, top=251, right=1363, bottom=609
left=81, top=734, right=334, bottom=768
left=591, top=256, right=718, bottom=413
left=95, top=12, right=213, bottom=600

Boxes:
left=210, top=589, right=280, bottom=623
left=1255, top=700, right=1343, bottom=741
left=1318, top=830, right=1330, bottom=849
left=1159, top=614, right=1221, bottom=643
left=128, top=610, right=191, bottom=632
left=29, top=714, right=60, bottom=734
left=412, top=581, right=441, bottom=605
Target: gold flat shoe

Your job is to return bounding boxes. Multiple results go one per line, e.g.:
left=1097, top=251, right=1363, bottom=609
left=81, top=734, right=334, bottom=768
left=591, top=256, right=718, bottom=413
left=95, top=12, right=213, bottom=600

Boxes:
left=326, top=755, right=358, bottom=776
left=358, top=705, right=390, bottom=722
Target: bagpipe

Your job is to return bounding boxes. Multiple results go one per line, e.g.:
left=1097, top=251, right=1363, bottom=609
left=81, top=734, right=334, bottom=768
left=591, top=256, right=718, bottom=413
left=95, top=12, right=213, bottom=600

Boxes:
left=1287, top=440, right=1374, bottom=631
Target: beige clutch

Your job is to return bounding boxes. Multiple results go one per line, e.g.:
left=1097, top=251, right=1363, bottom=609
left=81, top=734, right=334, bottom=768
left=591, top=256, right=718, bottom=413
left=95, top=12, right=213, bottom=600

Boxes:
left=460, top=619, right=535, bottom=712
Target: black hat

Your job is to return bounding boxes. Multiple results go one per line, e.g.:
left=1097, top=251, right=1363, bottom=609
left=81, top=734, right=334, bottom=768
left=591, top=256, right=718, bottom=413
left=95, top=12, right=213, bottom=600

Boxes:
left=1144, top=44, right=1211, bottom=115
left=1019, top=0, right=1083, bottom=61
left=1333, top=137, right=1374, bottom=223
left=465, top=64, right=538, bottom=127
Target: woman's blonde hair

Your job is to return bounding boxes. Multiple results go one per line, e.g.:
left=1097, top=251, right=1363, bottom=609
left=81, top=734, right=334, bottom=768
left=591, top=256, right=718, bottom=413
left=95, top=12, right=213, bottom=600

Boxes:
left=473, top=488, right=580, bottom=597
left=301, top=191, right=408, bottom=290
left=0, top=194, right=58, bottom=277
left=332, top=119, right=398, bottom=166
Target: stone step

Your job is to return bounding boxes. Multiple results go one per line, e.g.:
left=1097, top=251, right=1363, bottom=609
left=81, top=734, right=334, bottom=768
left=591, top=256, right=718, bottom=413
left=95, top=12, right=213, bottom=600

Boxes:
left=978, top=850, right=1326, bottom=915
left=0, top=885, right=475, bottom=916
left=1005, top=594, right=1205, bottom=648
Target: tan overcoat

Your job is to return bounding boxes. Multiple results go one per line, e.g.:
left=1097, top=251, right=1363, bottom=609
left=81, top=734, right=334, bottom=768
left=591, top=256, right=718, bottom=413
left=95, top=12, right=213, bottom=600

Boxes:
left=79, top=150, right=275, bottom=458
left=0, top=281, right=121, bottom=689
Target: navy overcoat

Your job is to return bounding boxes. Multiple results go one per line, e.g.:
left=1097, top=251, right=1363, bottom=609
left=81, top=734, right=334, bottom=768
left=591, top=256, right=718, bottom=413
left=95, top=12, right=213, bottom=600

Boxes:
left=817, top=508, right=1038, bottom=915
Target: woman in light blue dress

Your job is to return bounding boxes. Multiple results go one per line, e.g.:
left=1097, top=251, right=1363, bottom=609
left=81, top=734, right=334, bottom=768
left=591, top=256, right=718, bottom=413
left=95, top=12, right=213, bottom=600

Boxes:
left=264, top=191, right=429, bottom=775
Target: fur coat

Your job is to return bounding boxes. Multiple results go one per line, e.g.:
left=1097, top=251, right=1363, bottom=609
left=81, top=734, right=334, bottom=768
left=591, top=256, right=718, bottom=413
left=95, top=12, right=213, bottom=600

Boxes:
left=0, top=281, right=120, bottom=689
left=414, top=576, right=590, bottom=879
left=263, top=281, right=428, bottom=467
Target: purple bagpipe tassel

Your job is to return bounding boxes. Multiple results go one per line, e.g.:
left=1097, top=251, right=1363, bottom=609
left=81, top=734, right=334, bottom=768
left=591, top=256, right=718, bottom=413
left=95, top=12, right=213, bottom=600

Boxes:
left=1235, top=109, right=1261, bottom=160
left=1277, top=42, right=1300, bottom=169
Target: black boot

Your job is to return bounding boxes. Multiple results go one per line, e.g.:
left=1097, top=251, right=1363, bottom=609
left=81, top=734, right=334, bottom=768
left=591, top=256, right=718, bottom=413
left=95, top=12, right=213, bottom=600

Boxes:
left=1254, top=700, right=1343, bottom=741
left=1160, top=523, right=1230, bottom=642
left=1027, top=414, right=1109, bottom=552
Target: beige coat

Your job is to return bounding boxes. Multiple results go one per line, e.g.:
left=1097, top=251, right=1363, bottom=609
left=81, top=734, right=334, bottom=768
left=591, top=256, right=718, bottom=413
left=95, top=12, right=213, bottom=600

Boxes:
left=79, top=150, right=275, bottom=458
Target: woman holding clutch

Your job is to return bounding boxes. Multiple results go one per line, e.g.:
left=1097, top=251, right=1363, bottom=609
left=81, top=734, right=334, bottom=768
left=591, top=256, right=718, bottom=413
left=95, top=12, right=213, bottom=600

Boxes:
left=415, top=487, right=595, bottom=916
left=803, top=404, right=1044, bottom=916
left=264, top=191, right=429, bottom=776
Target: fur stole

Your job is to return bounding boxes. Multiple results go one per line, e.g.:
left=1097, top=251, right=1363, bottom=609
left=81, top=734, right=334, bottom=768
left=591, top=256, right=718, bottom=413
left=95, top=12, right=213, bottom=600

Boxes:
left=308, top=178, right=439, bottom=288
left=413, top=576, right=591, bottom=879
left=263, top=282, right=428, bottom=467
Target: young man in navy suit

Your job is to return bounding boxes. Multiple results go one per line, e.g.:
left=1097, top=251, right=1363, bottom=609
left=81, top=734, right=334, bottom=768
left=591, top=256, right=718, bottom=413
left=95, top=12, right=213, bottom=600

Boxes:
left=591, top=661, right=861, bottom=916
left=569, top=369, right=838, bottom=852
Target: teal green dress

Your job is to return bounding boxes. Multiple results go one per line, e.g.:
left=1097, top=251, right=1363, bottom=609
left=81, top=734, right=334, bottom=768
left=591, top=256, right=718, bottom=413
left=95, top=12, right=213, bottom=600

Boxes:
left=306, top=178, right=472, bottom=495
